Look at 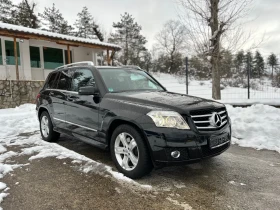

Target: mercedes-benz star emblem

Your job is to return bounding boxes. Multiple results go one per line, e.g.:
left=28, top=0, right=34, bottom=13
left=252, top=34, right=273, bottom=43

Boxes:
left=210, top=112, right=222, bottom=127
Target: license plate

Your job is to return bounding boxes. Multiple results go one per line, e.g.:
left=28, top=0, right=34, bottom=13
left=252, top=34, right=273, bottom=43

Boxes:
left=209, top=134, right=229, bottom=149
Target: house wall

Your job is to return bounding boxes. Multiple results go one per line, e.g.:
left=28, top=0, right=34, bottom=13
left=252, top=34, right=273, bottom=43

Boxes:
left=0, top=80, right=44, bottom=109
left=0, top=36, right=102, bottom=81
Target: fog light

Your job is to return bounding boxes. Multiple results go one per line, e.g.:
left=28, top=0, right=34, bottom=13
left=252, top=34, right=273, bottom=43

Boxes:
left=171, top=150, right=180, bottom=158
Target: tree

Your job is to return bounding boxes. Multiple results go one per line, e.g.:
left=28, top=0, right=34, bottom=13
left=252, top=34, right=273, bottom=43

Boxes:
left=39, top=3, right=73, bottom=35
left=155, top=20, right=187, bottom=73
left=234, top=50, right=245, bottom=75
left=178, top=0, right=252, bottom=99
left=220, top=50, right=233, bottom=78
left=74, top=7, right=102, bottom=40
left=267, top=53, right=278, bottom=78
left=0, top=0, right=15, bottom=24
left=245, top=51, right=253, bottom=77
left=109, top=13, right=147, bottom=66
left=253, top=51, right=265, bottom=78
left=13, top=0, right=40, bottom=28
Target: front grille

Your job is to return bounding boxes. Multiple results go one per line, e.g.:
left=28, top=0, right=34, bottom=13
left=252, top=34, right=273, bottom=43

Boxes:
left=190, top=107, right=228, bottom=131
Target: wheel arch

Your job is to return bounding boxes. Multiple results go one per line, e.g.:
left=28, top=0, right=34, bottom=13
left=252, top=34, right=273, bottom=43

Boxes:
left=106, top=118, right=155, bottom=163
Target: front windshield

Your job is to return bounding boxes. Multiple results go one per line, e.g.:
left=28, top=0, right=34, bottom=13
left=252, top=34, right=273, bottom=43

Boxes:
left=98, top=68, right=165, bottom=93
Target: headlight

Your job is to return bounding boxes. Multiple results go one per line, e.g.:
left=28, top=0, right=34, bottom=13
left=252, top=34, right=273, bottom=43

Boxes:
left=147, top=111, right=190, bottom=129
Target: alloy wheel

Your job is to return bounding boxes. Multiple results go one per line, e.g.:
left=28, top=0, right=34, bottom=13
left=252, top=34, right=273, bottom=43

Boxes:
left=41, top=115, right=49, bottom=138
left=114, top=132, right=139, bottom=171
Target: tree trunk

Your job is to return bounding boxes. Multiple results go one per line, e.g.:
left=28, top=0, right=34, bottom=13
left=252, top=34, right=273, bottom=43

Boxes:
left=272, top=66, right=274, bottom=78
left=210, top=0, right=221, bottom=99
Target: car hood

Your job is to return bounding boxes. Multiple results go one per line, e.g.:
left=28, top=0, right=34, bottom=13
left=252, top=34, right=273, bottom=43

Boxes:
left=105, top=91, right=224, bottom=114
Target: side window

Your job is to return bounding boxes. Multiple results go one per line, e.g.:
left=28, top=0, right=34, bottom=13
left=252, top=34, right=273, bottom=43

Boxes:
left=57, top=70, right=72, bottom=90
left=45, top=72, right=58, bottom=89
left=71, top=68, right=95, bottom=92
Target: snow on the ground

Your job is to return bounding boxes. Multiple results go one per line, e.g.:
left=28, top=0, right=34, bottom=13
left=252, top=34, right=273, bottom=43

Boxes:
left=0, top=104, right=152, bottom=208
left=0, top=101, right=279, bottom=207
left=153, top=72, right=280, bottom=105
left=226, top=104, right=280, bottom=153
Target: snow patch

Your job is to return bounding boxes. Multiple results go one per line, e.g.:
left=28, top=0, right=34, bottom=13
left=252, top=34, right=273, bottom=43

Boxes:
left=226, top=104, right=280, bottom=153
left=166, top=197, right=193, bottom=210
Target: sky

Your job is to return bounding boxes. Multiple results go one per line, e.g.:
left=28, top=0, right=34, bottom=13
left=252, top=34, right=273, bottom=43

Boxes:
left=12, top=0, right=280, bottom=57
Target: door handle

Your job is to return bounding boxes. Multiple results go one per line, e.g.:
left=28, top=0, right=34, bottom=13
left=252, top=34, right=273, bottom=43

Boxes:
left=49, top=92, right=54, bottom=96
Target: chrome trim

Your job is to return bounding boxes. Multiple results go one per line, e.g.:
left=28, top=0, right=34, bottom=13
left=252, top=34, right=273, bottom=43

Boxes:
left=53, top=117, right=97, bottom=132
left=55, top=61, right=94, bottom=70
left=46, top=89, right=78, bottom=94
left=218, top=110, right=226, bottom=115
left=221, top=115, right=227, bottom=120
left=193, top=120, right=210, bottom=123
left=191, top=114, right=212, bottom=118
left=196, top=120, right=227, bottom=129
left=211, top=140, right=230, bottom=149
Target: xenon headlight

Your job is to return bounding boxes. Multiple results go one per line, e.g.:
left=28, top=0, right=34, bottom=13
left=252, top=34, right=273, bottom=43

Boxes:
left=147, top=111, right=190, bottom=129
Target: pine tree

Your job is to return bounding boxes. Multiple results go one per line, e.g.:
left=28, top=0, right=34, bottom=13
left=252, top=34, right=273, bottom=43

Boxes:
left=0, top=0, right=15, bottom=24
left=234, top=50, right=245, bottom=75
left=267, top=53, right=278, bottom=78
left=39, top=3, right=73, bottom=35
left=74, top=7, right=102, bottom=39
left=245, top=51, right=253, bottom=77
left=13, top=0, right=40, bottom=28
left=252, top=51, right=265, bottom=78
left=109, top=12, right=147, bottom=66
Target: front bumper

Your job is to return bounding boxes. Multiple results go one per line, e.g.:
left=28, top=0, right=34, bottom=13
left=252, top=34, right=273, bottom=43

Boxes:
left=142, top=122, right=231, bottom=168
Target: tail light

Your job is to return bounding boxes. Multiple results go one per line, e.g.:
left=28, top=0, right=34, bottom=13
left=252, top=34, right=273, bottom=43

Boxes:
left=36, top=93, right=40, bottom=103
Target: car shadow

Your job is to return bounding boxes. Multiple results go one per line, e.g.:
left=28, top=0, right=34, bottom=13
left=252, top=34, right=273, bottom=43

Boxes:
left=56, top=134, right=229, bottom=188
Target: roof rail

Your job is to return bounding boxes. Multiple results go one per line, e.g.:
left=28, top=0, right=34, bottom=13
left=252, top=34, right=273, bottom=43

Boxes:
left=55, top=61, right=94, bottom=70
left=122, top=65, right=142, bottom=70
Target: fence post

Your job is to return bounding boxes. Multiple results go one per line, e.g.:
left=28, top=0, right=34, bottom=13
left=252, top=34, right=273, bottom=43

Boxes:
left=247, top=57, right=250, bottom=99
left=186, top=57, right=188, bottom=95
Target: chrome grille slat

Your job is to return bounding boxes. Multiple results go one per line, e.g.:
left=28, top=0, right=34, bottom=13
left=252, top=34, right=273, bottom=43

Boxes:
left=190, top=108, right=228, bottom=131
left=193, top=120, right=211, bottom=123
left=196, top=120, right=227, bottom=129
left=221, top=115, right=227, bottom=120
left=191, top=114, right=212, bottom=118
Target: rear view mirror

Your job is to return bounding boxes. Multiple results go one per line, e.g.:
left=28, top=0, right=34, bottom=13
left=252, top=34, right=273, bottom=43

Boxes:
left=79, top=86, right=99, bottom=96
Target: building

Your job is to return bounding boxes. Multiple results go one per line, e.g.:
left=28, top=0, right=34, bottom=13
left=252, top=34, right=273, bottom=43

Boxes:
left=0, top=22, right=121, bottom=80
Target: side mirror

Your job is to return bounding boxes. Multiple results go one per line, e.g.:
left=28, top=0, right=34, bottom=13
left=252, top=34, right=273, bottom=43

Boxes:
left=79, top=86, right=99, bottom=96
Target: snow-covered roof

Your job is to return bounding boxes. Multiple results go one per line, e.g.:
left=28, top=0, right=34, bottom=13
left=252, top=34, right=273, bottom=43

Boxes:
left=0, top=22, right=121, bottom=50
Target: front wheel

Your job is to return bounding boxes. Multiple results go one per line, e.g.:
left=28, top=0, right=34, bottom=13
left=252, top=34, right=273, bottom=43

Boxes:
left=110, top=124, right=153, bottom=179
left=40, top=111, right=60, bottom=142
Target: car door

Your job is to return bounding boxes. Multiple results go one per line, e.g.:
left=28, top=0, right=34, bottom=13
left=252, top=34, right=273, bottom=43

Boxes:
left=48, top=70, right=72, bottom=130
left=64, top=67, right=100, bottom=140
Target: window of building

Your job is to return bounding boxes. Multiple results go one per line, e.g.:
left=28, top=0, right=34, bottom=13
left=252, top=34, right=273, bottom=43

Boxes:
left=43, top=47, right=63, bottom=69
left=64, top=50, right=73, bottom=64
left=57, top=70, right=72, bottom=90
left=0, top=39, right=2, bottom=65
left=71, top=68, right=95, bottom=92
left=5, top=40, right=20, bottom=65
left=30, top=46, right=41, bottom=68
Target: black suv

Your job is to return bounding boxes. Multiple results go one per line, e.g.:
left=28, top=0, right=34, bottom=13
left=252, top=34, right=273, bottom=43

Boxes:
left=36, top=62, right=231, bottom=179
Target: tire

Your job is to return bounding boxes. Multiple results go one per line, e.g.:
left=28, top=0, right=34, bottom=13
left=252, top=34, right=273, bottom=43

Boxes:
left=39, top=111, right=60, bottom=142
left=110, top=124, right=153, bottom=179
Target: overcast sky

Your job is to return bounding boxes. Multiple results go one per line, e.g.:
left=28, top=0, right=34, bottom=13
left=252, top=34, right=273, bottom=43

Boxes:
left=13, top=0, right=280, bottom=57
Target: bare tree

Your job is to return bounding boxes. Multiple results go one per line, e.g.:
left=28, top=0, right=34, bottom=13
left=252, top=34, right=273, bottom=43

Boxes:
left=177, top=0, right=252, bottom=99
left=155, top=20, right=187, bottom=73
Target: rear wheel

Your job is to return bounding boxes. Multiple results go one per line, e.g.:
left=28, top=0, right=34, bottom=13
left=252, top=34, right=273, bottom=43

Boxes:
left=40, top=111, right=60, bottom=142
left=110, top=124, right=153, bottom=179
